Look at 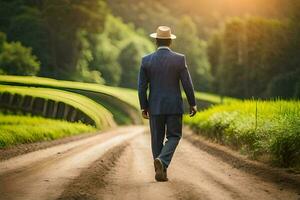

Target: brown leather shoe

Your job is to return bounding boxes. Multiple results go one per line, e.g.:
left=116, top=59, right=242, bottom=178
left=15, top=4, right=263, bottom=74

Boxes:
left=154, top=158, right=168, bottom=182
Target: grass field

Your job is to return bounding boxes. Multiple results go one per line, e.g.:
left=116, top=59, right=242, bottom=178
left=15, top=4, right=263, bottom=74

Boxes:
left=0, top=113, right=96, bottom=148
left=184, top=100, right=300, bottom=169
left=0, top=85, right=116, bottom=129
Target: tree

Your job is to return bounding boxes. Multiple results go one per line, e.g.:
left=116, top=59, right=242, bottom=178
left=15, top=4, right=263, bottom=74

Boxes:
left=0, top=36, right=40, bottom=76
left=267, top=70, right=300, bottom=99
left=7, top=6, right=50, bottom=76
left=73, top=30, right=104, bottom=84
left=90, top=33, right=121, bottom=86
left=173, top=16, right=212, bottom=91
left=208, top=17, right=293, bottom=99
left=118, top=38, right=153, bottom=88
left=42, top=0, right=108, bottom=79
left=0, top=32, right=6, bottom=53
left=89, top=15, right=155, bottom=87
left=0, top=0, right=108, bottom=80
left=217, top=18, right=247, bottom=98
left=207, top=31, right=222, bottom=92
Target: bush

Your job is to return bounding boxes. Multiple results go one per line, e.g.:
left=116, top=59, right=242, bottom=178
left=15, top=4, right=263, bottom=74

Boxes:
left=184, top=100, right=300, bottom=168
left=0, top=40, right=40, bottom=76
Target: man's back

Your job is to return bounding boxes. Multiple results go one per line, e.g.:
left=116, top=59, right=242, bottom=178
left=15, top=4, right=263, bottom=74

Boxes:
left=138, top=47, right=196, bottom=115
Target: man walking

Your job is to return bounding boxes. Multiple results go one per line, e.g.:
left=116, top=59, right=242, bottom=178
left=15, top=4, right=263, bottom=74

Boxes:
left=138, top=26, right=197, bottom=182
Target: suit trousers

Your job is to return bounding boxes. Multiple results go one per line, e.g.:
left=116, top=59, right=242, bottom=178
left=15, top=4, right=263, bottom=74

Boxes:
left=149, top=114, right=182, bottom=168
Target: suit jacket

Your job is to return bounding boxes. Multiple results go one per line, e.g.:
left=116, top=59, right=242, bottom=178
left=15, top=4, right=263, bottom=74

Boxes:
left=138, top=47, right=196, bottom=115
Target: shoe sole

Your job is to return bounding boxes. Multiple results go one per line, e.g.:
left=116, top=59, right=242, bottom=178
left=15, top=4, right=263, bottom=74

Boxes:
left=154, top=159, right=165, bottom=182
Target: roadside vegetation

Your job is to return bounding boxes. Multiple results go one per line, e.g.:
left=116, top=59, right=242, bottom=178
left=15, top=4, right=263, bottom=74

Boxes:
left=184, top=100, right=300, bottom=169
left=0, top=113, right=96, bottom=148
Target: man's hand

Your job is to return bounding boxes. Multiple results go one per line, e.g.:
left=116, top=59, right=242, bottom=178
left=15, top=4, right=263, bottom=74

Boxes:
left=142, top=109, right=149, bottom=119
left=189, top=106, right=197, bottom=117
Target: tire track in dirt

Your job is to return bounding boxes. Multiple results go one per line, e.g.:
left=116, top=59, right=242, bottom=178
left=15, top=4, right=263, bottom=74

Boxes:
left=57, top=143, right=128, bottom=200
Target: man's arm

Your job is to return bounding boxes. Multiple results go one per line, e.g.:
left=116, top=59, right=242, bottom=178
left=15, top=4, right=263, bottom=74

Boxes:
left=179, top=56, right=197, bottom=116
left=138, top=59, right=149, bottom=119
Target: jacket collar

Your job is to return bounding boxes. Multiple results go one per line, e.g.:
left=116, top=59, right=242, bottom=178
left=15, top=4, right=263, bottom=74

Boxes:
left=157, top=46, right=171, bottom=51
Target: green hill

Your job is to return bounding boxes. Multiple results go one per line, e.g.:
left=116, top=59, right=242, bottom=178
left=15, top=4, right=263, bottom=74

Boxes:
left=0, top=85, right=116, bottom=129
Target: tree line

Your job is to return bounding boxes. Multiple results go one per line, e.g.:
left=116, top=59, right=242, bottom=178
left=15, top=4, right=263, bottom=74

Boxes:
left=0, top=0, right=299, bottom=99
left=109, top=0, right=300, bottom=99
left=207, top=14, right=300, bottom=99
left=0, top=0, right=154, bottom=88
left=0, top=0, right=211, bottom=91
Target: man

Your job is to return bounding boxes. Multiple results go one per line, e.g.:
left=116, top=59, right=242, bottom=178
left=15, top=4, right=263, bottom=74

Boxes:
left=138, top=26, right=197, bottom=182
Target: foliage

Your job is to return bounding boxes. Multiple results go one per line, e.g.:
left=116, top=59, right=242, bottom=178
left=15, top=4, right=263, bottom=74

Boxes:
left=108, top=0, right=286, bottom=40
left=89, top=33, right=121, bottom=86
left=173, top=16, right=212, bottom=91
left=118, top=38, right=154, bottom=88
left=0, top=114, right=96, bottom=148
left=207, top=32, right=222, bottom=92
left=90, top=15, right=155, bottom=87
left=6, top=6, right=49, bottom=74
left=108, top=0, right=176, bottom=37
left=267, top=70, right=300, bottom=99
left=184, top=100, right=300, bottom=168
left=0, top=0, right=108, bottom=80
left=208, top=16, right=299, bottom=99
left=0, top=32, right=6, bottom=52
left=0, top=32, right=40, bottom=76
left=73, top=30, right=104, bottom=84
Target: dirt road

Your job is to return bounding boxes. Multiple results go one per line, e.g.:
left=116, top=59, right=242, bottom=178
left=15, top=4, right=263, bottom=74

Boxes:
left=0, top=126, right=299, bottom=200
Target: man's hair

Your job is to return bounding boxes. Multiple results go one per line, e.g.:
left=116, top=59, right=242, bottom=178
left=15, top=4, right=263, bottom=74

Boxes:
left=156, top=38, right=172, bottom=47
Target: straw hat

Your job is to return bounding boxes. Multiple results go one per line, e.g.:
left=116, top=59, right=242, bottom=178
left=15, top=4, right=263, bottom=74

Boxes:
left=150, top=26, right=176, bottom=39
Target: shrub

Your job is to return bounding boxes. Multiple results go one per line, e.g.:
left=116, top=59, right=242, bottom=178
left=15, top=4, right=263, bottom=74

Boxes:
left=0, top=40, right=40, bottom=76
left=184, top=100, right=300, bottom=168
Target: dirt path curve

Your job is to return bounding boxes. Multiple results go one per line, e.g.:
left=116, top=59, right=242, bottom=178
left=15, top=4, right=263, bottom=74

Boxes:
left=0, top=126, right=146, bottom=200
left=96, top=132, right=300, bottom=200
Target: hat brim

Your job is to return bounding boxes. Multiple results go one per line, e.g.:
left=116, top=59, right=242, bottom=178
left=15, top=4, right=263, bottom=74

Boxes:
left=150, top=33, right=176, bottom=39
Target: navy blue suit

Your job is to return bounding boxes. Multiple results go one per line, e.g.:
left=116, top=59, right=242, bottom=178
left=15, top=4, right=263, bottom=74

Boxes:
left=138, top=47, right=196, bottom=168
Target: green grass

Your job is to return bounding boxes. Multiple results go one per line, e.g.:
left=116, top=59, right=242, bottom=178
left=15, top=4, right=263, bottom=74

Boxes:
left=184, top=100, right=300, bottom=169
left=0, top=113, right=96, bottom=148
left=0, top=85, right=116, bottom=129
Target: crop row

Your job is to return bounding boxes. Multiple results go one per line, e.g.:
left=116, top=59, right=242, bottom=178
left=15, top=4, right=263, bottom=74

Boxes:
left=0, top=85, right=116, bottom=129
left=0, top=75, right=143, bottom=124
